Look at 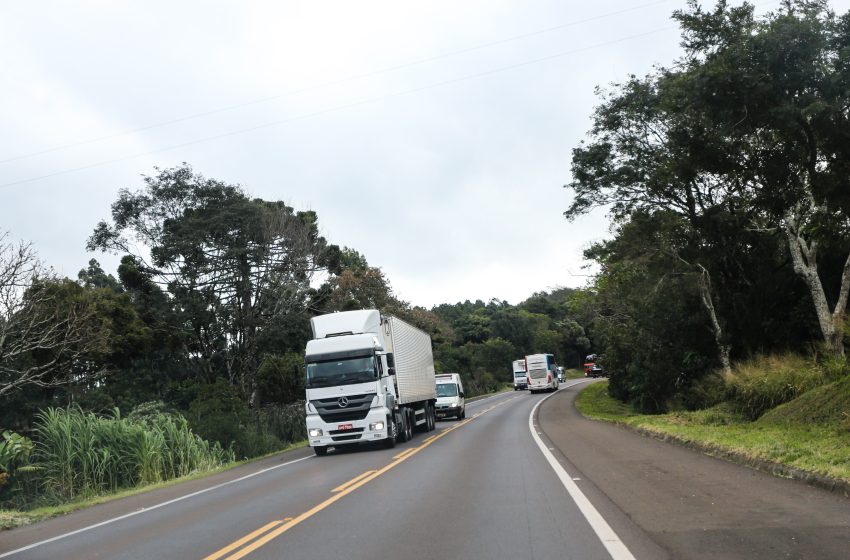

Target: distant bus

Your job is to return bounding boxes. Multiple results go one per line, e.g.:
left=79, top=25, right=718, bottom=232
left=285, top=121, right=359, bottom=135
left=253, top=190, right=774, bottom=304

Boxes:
left=512, top=359, right=528, bottom=390
left=525, top=353, right=559, bottom=393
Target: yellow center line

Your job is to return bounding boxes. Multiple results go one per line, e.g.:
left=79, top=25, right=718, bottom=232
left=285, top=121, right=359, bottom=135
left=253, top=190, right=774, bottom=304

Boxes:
left=392, top=448, right=416, bottom=460
left=331, top=470, right=376, bottom=493
left=214, top=395, right=517, bottom=560
left=202, top=520, right=283, bottom=560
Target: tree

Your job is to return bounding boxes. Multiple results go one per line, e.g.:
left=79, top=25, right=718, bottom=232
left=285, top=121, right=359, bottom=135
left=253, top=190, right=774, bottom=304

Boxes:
left=0, top=233, right=108, bottom=397
left=88, top=164, right=338, bottom=404
left=668, top=0, right=850, bottom=356
left=568, top=0, right=850, bottom=361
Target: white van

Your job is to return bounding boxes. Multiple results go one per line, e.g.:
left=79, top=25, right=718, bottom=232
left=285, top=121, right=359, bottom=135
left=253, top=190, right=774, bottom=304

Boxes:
left=435, top=373, right=465, bottom=420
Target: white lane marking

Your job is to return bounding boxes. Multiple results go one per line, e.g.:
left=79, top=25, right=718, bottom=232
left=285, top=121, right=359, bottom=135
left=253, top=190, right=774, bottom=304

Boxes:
left=0, top=455, right=313, bottom=559
left=528, top=386, right=637, bottom=560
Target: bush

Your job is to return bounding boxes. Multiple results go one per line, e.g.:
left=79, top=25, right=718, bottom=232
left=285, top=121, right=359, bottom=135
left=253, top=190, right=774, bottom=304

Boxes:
left=724, top=354, right=826, bottom=420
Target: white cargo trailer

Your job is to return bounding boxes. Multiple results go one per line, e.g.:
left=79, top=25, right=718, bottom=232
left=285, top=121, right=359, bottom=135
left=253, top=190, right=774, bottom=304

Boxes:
left=304, top=310, right=437, bottom=456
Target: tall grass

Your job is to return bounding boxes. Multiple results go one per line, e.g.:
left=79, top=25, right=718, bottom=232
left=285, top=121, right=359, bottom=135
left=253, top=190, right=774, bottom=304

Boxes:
left=724, top=354, right=826, bottom=420
left=32, top=407, right=234, bottom=501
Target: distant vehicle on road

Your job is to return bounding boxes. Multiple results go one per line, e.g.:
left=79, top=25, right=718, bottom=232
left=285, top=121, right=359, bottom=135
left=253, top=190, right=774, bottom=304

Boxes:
left=526, top=353, right=559, bottom=393
left=583, top=354, right=606, bottom=378
left=435, top=373, right=465, bottom=419
left=556, top=366, right=566, bottom=382
left=512, top=359, right=528, bottom=390
left=304, top=310, right=437, bottom=456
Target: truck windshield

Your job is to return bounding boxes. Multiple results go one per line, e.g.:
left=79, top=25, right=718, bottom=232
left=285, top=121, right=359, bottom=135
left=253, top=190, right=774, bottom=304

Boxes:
left=305, top=356, right=377, bottom=388
left=436, top=383, right=458, bottom=397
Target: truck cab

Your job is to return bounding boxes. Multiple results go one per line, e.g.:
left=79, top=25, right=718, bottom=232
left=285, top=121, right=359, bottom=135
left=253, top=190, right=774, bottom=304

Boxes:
left=435, top=373, right=465, bottom=419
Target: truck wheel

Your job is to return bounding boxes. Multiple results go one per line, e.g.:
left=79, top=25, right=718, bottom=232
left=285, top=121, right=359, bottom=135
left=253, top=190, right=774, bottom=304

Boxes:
left=397, top=411, right=409, bottom=443
left=383, top=417, right=397, bottom=448
left=429, top=404, right=436, bottom=431
left=314, top=446, right=328, bottom=456
left=460, top=408, right=466, bottom=419
left=405, top=410, right=414, bottom=441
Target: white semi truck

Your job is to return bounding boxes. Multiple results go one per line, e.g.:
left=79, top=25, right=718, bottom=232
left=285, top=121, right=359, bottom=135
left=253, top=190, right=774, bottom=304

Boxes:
left=304, top=310, right=437, bottom=456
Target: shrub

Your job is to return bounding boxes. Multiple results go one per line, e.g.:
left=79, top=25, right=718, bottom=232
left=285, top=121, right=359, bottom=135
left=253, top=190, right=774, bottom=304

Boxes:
left=724, top=354, right=826, bottom=420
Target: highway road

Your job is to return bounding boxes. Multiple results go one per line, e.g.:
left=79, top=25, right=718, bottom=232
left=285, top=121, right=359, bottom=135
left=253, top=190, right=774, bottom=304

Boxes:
left=1, top=379, right=848, bottom=560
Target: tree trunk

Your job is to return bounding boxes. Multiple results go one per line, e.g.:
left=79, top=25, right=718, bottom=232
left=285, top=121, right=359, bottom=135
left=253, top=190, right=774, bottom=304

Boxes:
left=696, top=264, right=732, bottom=374
left=784, top=213, right=848, bottom=358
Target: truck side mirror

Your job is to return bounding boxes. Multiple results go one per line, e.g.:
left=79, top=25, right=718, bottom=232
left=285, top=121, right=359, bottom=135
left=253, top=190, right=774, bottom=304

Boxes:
left=459, top=392, right=465, bottom=398
left=387, top=367, right=396, bottom=376
left=386, top=353, right=395, bottom=368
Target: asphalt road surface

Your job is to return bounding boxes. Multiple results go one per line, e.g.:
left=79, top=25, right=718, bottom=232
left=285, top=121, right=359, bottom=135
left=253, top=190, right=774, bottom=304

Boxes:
left=1, top=379, right=848, bottom=560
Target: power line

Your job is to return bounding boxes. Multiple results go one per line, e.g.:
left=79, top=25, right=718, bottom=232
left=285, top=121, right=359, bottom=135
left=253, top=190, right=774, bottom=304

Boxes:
left=0, top=26, right=675, bottom=190
left=0, top=0, right=672, bottom=165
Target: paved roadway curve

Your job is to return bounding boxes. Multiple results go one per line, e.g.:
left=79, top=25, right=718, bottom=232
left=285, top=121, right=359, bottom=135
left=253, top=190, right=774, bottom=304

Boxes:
left=1, top=379, right=848, bottom=560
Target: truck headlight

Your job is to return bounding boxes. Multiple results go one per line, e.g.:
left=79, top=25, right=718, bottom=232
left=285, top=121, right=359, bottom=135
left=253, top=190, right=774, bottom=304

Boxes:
left=308, top=428, right=323, bottom=437
left=369, top=421, right=384, bottom=431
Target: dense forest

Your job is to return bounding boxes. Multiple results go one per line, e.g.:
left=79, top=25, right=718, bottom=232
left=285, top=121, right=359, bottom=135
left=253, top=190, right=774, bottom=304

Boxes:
left=2, top=0, right=850, bottom=511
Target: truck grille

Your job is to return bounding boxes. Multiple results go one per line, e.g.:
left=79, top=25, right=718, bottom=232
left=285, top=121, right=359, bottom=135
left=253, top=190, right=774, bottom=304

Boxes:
left=331, top=434, right=363, bottom=442
left=312, top=394, right=374, bottom=423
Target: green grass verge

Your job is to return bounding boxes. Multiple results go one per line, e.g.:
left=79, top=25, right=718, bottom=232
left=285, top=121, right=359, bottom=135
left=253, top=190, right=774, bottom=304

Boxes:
left=564, top=368, right=586, bottom=380
left=575, top=382, right=850, bottom=484
left=0, top=440, right=308, bottom=531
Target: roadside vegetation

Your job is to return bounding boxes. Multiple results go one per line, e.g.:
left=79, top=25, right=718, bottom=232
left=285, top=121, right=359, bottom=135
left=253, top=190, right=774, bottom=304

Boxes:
left=576, top=355, right=850, bottom=484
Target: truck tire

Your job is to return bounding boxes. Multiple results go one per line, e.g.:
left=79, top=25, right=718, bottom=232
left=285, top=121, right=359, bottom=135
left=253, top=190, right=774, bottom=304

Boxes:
left=383, top=417, right=397, bottom=449
left=405, top=410, right=414, bottom=441
left=459, top=408, right=466, bottom=419
left=314, top=446, right=328, bottom=456
left=428, top=404, right=436, bottom=431
left=397, top=411, right=409, bottom=443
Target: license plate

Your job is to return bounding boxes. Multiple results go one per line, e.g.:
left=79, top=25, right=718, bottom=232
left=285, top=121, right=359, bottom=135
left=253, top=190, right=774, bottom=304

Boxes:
left=337, top=423, right=353, bottom=431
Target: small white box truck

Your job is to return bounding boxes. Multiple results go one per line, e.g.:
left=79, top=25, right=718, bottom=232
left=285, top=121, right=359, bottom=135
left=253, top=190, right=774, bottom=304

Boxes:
left=512, top=359, right=528, bottom=390
left=304, top=310, right=437, bottom=456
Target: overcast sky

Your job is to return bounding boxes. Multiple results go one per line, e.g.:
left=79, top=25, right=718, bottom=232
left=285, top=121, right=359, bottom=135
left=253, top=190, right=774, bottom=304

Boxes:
left=3, top=0, right=847, bottom=308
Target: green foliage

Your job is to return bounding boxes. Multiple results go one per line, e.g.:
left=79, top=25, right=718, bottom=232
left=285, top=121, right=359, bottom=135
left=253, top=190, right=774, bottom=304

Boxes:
left=22, top=406, right=232, bottom=505
left=724, top=354, right=826, bottom=420
left=256, top=353, right=305, bottom=405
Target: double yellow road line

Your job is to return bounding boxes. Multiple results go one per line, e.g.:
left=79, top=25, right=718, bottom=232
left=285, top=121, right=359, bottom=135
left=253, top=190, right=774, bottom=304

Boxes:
left=202, top=395, right=516, bottom=560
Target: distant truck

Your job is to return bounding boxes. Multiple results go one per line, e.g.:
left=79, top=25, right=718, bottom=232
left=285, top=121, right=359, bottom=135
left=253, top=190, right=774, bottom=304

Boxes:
left=584, top=354, right=606, bottom=378
left=526, top=353, right=559, bottom=393
left=512, top=359, right=528, bottom=390
left=435, top=373, right=465, bottom=419
left=304, top=310, right=437, bottom=456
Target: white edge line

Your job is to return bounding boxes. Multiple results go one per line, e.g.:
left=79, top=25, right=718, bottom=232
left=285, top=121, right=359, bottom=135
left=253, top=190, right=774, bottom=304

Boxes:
left=0, top=455, right=313, bottom=558
left=528, top=384, right=637, bottom=560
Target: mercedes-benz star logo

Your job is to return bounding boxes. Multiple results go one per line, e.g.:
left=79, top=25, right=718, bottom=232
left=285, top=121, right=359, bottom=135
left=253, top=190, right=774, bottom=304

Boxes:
left=337, top=396, right=349, bottom=408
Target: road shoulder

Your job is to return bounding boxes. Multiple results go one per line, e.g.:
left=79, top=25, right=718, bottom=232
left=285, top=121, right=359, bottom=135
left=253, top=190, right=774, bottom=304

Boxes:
left=536, top=383, right=850, bottom=560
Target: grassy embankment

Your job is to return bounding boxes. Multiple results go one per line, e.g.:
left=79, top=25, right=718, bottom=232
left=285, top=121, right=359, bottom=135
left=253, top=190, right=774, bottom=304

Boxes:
left=575, top=357, right=850, bottom=487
